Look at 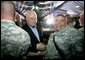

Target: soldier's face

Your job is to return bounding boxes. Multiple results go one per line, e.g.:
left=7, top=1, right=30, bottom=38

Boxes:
left=66, top=16, right=71, bottom=25
left=54, top=16, right=66, bottom=31
left=79, top=11, right=84, bottom=26
left=27, top=13, right=37, bottom=27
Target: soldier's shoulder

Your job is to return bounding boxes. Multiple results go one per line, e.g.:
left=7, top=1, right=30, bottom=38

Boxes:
left=78, top=27, right=84, bottom=32
left=68, top=27, right=82, bottom=33
left=7, top=25, right=29, bottom=37
left=14, top=26, right=29, bottom=36
left=67, top=27, right=84, bottom=39
left=48, top=32, right=56, bottom=41
left=49, top=32, right=56, bottom=37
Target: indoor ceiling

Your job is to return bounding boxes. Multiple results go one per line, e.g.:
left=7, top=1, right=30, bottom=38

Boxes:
left=12, top=1, right=84, bottom=18
left=11, top=1, right=84, bottom=31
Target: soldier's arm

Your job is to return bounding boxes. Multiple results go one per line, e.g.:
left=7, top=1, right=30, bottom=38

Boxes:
left=45, top=33, right=61, bottom=59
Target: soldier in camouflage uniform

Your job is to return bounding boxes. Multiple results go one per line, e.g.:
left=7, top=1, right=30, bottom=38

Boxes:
left=1, top=1, right=30, bottom=59
left=65, top=14, right=74, bottom=27
left=45, top=14, right=84, bottom=59
left=78, top=10, right=84, bottom=58
left=79, top=10, right=84, bottom=32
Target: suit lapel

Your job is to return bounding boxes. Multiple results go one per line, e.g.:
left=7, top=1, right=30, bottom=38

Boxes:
left=26, top=23, right=40, bottom=42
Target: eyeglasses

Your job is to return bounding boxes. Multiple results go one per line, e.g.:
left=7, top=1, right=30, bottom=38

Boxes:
left=29, top=17, right=37, bottom=20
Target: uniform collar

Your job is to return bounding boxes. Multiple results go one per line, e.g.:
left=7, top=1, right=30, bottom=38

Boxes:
left=1, top=20, right=15, bottom=25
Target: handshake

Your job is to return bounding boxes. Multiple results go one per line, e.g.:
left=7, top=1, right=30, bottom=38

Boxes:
left=37, top=43, right=46, bottom=51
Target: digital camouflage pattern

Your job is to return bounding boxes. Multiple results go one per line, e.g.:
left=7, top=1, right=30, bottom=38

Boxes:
left=78, top=27, right=84, bottom=58
left=79, top=27, right=84, bottom=33
left=1, top=20, right=31, bottom=58
left=45, top=26, right=84, bottom=59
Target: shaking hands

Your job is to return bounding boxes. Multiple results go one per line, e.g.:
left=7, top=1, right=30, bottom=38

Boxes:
left=37, top=43, right=46, bottom=51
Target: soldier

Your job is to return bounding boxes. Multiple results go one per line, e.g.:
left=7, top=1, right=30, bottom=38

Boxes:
left=78, top=10, right=84, bottom=58
left=45, top=14, right=84, bottom=59
left=65, top=14, right=74, bottom=27
left=79, top=10, right=84, bottom=32
left=1, top=1, right=30, bottom=59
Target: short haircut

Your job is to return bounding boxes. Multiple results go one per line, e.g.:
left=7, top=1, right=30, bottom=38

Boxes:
left=26, top=10, right=37, bottom=20
left=65, top=14, right=71, bottom=17
left=1, top=1, right=15, bottom=17
left=55, top=14, right=65, bottom=21
left=57, top=14, right=65, bottom=17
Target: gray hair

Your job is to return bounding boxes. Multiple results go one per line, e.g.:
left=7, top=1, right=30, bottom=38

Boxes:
left=26, top=10, right=37, bottom=20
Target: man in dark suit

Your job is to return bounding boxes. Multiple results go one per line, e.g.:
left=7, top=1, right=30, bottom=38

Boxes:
left=22, top=10, right=46, bottom=59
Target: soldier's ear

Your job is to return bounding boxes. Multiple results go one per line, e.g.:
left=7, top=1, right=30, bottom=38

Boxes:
left=14, top=12, right=16, bottom=17
left=13, top=12, right=16, bottom=21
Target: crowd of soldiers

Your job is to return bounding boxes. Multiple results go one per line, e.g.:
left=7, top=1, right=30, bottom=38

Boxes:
left=1, top=1, right=84, bottom=60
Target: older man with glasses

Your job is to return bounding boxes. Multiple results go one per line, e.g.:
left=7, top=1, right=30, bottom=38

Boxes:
left=22, top=10, right=46, bottom=59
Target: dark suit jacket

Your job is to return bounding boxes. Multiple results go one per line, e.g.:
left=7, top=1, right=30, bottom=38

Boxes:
left=22, top=23, right=43, bottom=52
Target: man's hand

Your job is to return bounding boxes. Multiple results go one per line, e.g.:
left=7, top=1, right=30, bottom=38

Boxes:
left=37, top=43, right=46, bottom=51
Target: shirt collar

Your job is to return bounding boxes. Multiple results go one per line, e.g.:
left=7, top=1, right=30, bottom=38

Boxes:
left=27, top=23, right=37, bottom=29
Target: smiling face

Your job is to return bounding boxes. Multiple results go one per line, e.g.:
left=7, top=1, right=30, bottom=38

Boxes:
left=26, top=11, right=37, bottom=27
left=54, top=15, right=67, bottom=31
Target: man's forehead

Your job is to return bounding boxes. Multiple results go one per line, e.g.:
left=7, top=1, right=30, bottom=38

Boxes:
left=28, top=12, right=37, bottom=17
left=57, top=16, right=64, bottom=19
left=28, top=14, right=37, bottom=18
left=56, top=16, right=65, bottom=21
left=28, top=11, right=36, bottom=15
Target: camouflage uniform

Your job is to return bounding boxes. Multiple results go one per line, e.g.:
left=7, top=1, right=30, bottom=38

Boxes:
left=1, top=20, right=31, bottom=58
left=79, top=27, right=84, bottom=33
left=78, top=27, right=84, bottom=58
left=68, top=23, right=74, bottom=28
left=45, top=26, right=84, bottom=59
